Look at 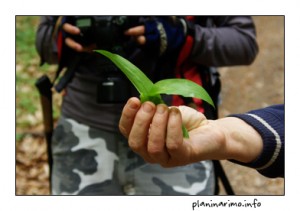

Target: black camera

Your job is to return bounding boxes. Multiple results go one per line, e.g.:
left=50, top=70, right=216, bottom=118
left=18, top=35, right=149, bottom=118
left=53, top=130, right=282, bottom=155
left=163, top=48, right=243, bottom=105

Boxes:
left=67, top=16, right=140, bottom=52
left=65, top=16, right=140, bottom=104
left=97, top=76, right=131, bottom=103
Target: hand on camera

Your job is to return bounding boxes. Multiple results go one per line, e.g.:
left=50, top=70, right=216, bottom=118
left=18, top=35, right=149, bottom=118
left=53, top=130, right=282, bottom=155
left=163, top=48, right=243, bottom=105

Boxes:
left=62, top=23, right=96, bottom=53
left=125, top=16, right=186, bottom=56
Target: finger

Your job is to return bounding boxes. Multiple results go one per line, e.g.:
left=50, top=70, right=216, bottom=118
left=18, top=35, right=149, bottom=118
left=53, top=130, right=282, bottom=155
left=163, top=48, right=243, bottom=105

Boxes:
left=125, top=25, right=146, bottom=45
left=128, top=101, right=156, bottom=161
left=119, top=97, right=141, bottom=138
left=65, top=37, right=83, bottom=52
left=62, top=23, right=80, bottom=35
left=178, top=106, right=208, bottom=131
left=166, top=107, right=184, bottom=157
left=147, top=104, right=170, bottom=163
left=136, top=36, right=146, bottom=45
left=124, top=25, right=145, bottom=36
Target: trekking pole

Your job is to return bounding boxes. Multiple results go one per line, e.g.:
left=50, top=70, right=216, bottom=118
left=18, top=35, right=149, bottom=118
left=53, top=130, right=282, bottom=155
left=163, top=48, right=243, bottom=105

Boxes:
left=35, top=75, right=53, bottom=193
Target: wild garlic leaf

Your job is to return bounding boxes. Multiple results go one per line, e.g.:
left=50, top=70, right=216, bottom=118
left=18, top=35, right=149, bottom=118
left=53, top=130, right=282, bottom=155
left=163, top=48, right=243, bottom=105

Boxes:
left=95, top=50, right=154, bottom=95
left=182, top=125, right=190, bottom=139
left=151, top=79, right=215, bottom=108
left=95, top=50, right=215, bottom=139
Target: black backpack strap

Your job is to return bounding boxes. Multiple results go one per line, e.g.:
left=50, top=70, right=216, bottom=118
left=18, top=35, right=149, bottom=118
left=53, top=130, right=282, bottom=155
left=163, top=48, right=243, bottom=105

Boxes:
left=213, top=160, right=235, bottom=195
left=53, top=54, right=82, bottom=92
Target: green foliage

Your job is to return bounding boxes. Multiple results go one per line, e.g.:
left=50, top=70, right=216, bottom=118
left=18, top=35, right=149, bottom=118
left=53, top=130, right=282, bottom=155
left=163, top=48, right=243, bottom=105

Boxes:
left=16, top=16, right=39, bottom=63
left=95, top=50, right=215, bottom=138
left=16, top=16, right=60, bottom=129
left=16, top=133, right=24, bottom=142
left=16, top=16, right=40, bottom=127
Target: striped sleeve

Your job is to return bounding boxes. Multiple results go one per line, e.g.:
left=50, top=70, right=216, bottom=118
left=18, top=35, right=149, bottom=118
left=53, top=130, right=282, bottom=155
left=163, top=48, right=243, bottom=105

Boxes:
left=229, top=104, right=284, bottom=178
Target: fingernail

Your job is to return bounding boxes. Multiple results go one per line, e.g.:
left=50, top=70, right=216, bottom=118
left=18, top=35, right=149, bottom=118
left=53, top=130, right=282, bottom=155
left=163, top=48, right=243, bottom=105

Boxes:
left=156, top=104, right=166, bottom=114
left=129, top=99, right=139, bottom=109
left=142, top=102, right=153, bottom=113
left=170, top=107, right=180, bottom=117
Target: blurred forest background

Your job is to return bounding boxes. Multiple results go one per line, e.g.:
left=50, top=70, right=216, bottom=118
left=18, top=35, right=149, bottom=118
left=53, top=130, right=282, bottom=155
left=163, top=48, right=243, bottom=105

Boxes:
left=15, top=16, right=284, bottom=195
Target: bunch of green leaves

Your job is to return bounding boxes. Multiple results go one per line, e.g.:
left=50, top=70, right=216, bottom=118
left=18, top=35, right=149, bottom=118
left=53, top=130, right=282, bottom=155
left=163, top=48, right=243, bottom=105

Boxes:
left=95, top=50, right=215, bottom=138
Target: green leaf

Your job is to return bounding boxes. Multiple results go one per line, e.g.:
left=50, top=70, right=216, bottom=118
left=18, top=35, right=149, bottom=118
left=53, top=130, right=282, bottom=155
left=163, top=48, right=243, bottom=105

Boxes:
left=140, top=93, right=164, bottom=105
left=95, top=50, right=215, bottom=139
left=182, top=125, right=190, bottom=138
left=150, top=79, right=215, bottom=108
left=95, top=50, right=154, bottom=95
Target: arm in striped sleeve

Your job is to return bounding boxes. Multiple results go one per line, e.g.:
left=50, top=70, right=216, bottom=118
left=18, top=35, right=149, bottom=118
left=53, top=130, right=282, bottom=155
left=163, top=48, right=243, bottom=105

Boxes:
left=229, top=104, right=284, bottom=178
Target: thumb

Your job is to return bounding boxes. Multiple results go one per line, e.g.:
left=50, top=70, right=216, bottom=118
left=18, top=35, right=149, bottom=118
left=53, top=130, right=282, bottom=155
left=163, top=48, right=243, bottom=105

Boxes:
left=177, top=106, right=208, bottom=131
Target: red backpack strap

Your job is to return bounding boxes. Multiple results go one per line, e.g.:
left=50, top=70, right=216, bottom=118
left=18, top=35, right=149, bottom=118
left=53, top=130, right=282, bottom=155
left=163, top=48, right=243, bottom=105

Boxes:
left=52, top=16, right=64, bottom=62
left=175, top=33, right=194, bottom=69
left=172, top=21, right=205, bottom=113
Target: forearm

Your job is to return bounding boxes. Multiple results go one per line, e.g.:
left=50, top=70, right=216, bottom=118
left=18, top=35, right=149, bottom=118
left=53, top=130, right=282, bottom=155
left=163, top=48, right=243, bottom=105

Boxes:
left=229, top=105, right=284, bottom=178
left=214, top=117, right=263, bottom=163
left=191, top=105, right=284, bottom=178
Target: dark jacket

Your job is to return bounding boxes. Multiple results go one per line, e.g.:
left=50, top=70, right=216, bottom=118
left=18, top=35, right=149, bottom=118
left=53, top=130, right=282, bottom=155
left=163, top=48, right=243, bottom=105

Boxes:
left=230, top=104, right=284, bottom=178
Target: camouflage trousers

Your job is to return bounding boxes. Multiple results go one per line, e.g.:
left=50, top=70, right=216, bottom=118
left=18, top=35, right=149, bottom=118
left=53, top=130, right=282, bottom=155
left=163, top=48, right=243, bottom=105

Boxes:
left=51, top=115, right=215, bottom=195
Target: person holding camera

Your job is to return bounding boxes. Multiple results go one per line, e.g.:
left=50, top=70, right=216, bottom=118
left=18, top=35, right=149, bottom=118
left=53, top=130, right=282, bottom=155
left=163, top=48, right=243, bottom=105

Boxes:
left=36, top=16, right=258, bottom=195
left=119, top=98, right=284, bottom=178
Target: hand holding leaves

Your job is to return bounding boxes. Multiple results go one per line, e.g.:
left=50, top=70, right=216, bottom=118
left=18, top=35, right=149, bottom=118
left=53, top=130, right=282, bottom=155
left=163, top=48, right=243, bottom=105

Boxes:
left=95, top=50, right=215, bottom=138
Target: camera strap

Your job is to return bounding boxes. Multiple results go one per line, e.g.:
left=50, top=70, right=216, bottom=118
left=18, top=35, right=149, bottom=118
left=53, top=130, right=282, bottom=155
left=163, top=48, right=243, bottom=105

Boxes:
left=53, top=54, right=81, bottom=93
